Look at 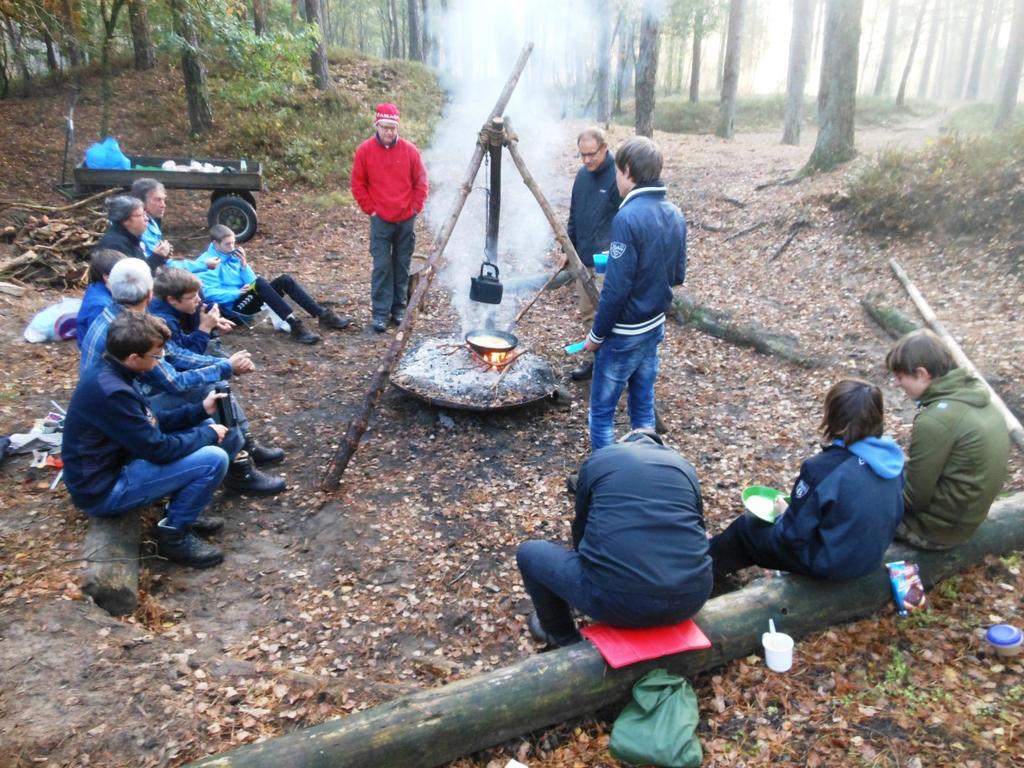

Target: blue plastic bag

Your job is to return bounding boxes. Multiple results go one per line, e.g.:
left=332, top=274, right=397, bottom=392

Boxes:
left=84, top=137, right=131, bottom=169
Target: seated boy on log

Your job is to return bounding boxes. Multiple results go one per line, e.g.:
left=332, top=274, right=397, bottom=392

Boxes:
left=710, top=379, right=905, bottom=582
left=886, top=329, right=1009, bottom=549
left=76, top=248, right=125, bottom=349
left=195, top=225, right=351, bottom=345
left=516, top=429, right=712, bottom=649
left=63, top=312, right=236, bottom=568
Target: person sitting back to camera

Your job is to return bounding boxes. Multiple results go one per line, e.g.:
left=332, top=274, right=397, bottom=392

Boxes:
left=197, top=225, right=352, bottom=345
left=709, top=378, right=905, bottom=583
left=77, top=248, right=125, bottom=349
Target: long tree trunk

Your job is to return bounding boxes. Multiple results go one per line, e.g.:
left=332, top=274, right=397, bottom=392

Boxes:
left=43, top=31, right=60, bottom=74
left=934, top=0, right=951, bottom=98
left=689, top=10, right=704, bottom=102
left=981, top=1, right=1006, bottom=99
left=168, top=0, right=214, bottom=134
left=896, top=0, right=928, bottom=107
left=966, top=0, right=996, bottom=98
left=954, top=0, right=979, bottom=97
left=716, top=0, right=746, bottom=139
left=99, top=0, right=128, bottom=136
left=60, top=0, right=84, bottom=67
left=635, top=0, right=660, bottom=138
left=252, top=0, right=266, bottom=35
left=917, top=0, right=943, bottom=97
left=858, top=0, right=882, bottom=93
left=783, top=0, right=815, bottom=145
left=407, top=0, right=423, bottom=61
left=614, top=14, right=633, bottom=115
left=185, top=495, right=1024, bottom=768
left=873, top=0, right=900, bottom=96
left=388, top=0, right=400, bottom=57
left=305, top=0, right=329, bottom=88
left=4, top=17, right=33, bottom=97
left=128, top=0, right=156, bottom=71
left=806, top=0, right=863, bottom=171
left=995, top=0, right=1024, bottom=129
left=596, top=0, right=611, bottom=123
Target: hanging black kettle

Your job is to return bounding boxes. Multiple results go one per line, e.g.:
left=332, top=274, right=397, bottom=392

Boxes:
left=470, top=261, right=503, bottom=305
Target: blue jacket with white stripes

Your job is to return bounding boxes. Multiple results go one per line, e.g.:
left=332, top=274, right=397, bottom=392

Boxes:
left=588, top=183, right=687, bottom=345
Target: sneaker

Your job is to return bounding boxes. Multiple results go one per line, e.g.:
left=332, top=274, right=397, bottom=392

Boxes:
left=390, top=311, right=405, bottom=326
left=318, top=310, right=352, bottom=330
left=288, top=317, right=320, bottom=345
left=156, top=520, right=223, bottom=568
left=372, top=317, right=388, bottom=333
left=570, top=360, right=593, bottom=381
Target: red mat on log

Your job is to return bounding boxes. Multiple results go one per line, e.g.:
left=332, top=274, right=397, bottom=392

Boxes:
left=580, top=619, right=711, bottom=669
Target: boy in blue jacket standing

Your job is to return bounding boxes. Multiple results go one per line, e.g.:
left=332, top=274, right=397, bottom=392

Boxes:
left=63, top=312, right=237, bottom=568
left=583, top=137, right=687, bottom=451
left=709, top=379, right=905, bottom=582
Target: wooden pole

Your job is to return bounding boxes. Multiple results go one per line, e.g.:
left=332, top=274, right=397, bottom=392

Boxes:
left=185, top=492, right=1024, bottom=768
left=503, top=118, right=601, bottom=309
left=508, top=257, right=568, bottom=329
left=890, top=258, right=1024, bottom=453
left=319, top=44, right=535, bottom=490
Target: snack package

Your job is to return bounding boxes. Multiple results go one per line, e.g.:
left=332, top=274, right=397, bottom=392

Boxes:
left=886, top=560, right=927, bottom=617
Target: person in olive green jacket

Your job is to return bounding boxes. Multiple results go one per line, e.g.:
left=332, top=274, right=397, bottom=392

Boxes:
left=886, top=329, right=1009, bottom=548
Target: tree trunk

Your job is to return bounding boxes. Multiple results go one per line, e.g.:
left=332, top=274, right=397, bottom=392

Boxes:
left=806, top=0, right=863, bottom=171
left=128, top=0, right=157, bottom=71
left=305, top=0, right=329, bottom=88
left=860, top=292, right=919, bottom=339
left=896, top=0, right=928, bottom=107
left=43, top=31, right=61, bottom=74
left=614, top=14, right=633, bottom=115
left=995, top=0, right=1024, bottom=129
left=388, top=0, right=400, bottom=57
left=168, top=0, right=214, bottom=134
left=421, top=0, right=433, bottom=67
left=634, top=0, right=660, bottom=138
left=99, top=0, right=128, bottom=136
left=82, top=512, right=141, bottom=616
left=184, top=495, right=1024, bottom=768
left=917, top=0, right=943, bottom=97
left=596, top=0, right=611, bottom=123
left=954, top=0, right=979, bottom=97
left=966, top=0, right=996, bottom=98
left=407, top=0, right=423, bottom=61
left=689, top=10, right=703, bottom=102
left=783, top=0, right=815, bottom=145
left=3, top=17, right=32, bottom=97
left=858, top=0, right=882, bottom=93
left=252, top=0, right=266, bottom=35
left=61, top=0, right=84, bottom=67
left=934, top=0, right=951, bottom=98
left=716, top=0, right=746, bottom=139
left=873, top=0, right=899, bottom=96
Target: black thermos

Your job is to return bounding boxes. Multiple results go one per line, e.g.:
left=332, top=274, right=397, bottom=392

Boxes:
left=215, top=383, right=235, bottom=428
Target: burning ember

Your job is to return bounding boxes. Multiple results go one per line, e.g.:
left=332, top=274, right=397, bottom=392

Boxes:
left=392, top=335, right=558, bottom=412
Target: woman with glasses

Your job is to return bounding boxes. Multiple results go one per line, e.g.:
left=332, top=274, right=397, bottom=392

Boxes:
left=93, top=195, right=152, bottom=270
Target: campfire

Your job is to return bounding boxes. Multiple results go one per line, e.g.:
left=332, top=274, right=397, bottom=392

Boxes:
left=465, top=331, right=519, bottom=371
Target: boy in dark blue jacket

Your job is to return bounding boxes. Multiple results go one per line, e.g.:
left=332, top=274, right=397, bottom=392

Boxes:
left=63, top=312, right=239, bottom=568
left=583, top=137, right=687, bottom=451
left=710, top=379, right=905, bottom=582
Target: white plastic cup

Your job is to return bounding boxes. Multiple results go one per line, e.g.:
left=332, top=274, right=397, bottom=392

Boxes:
left=762, top=631, right=794, bottom=672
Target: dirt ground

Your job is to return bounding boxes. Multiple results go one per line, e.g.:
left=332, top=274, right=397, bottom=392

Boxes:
left=0, top=76, right=1022, bottom=767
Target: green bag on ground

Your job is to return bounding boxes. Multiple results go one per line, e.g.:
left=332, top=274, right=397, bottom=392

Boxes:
left=609, top=668, right=703, bottom=767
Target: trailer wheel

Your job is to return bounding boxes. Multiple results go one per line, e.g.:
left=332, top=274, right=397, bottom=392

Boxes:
left=208, top=196, right=258, bottom=243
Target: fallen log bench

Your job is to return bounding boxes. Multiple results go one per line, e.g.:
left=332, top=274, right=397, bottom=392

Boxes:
left=81, top=511, right=141, bottom=616
left=185, top=491, right=1024, bottom=768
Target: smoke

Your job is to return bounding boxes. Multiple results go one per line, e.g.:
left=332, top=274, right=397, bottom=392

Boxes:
left=422, top=0, right=595, bottom=335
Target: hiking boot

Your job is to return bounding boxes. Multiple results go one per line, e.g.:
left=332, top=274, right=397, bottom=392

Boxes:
left=527, top=610, right=582, bottom=649
left=570, top=360, right=594, bottom=381
left=566, top=474, right=579, bottom=496
left=318, top=310, right=352, bottom=330
left=156, top=519, right=223, bottom=568
left=390, top=311, right=405, bottom=326
left=189, top=515, right=225, bottom=536
left=372, top=317, right=388, bottom=333
left=288, top=317, right=320, bottom=345
left=243, top=434, right=285, bottom=466
left=225, top=455, right=287, bottom=496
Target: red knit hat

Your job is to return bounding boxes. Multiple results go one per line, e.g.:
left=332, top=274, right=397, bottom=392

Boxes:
left=375, top=103, right=400, bottom=124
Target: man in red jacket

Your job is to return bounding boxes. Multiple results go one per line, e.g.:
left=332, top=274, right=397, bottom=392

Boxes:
left=351, top=102, right=429, bottom=333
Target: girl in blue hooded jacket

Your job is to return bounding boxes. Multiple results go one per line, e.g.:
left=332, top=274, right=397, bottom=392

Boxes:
left=710, top=378, right=905, bottom=582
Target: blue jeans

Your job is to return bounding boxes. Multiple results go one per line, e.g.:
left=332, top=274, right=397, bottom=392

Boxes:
left=516, top=539, right=711, bottom=646
left=81, top=444, right=230, bottom=528
left=370, top=214, right=416, bottom=321
left=588, top=324, right=664, bottom=451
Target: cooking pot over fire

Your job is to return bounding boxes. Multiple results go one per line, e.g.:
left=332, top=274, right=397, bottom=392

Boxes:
left=465, top=328, right=518, bottom=357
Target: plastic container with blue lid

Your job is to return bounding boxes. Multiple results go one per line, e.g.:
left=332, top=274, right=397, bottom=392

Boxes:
left=985, top=624, right=1022, bottom=656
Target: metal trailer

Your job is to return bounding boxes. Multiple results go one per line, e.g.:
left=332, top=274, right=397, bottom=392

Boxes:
left=62, top=155, right=264, bottom=243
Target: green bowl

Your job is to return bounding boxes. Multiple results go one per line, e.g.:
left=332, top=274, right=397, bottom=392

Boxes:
left=742, top=485, right=788, bottom=523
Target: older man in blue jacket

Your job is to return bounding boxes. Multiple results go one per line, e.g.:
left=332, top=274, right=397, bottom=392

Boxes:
left=584, top=137, right=687, bottom=451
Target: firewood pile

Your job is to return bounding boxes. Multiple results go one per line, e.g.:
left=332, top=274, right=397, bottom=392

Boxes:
left=0, top=211, right=106, bottom=288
